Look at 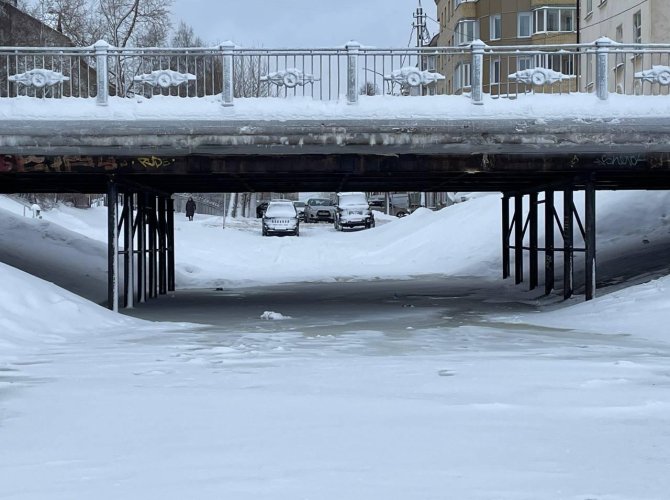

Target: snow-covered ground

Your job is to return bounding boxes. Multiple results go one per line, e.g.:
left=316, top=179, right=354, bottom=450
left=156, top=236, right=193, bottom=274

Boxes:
left=1, top=191, right=670, bottom=499
left=2, top=92, right=670, bottom=122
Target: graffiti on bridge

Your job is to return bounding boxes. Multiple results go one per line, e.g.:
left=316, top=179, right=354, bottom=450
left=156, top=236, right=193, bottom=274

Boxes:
left=0, top=155, right=175, bottom=172
left=137, top=156, right=175, bottom=169
left=594, top=155, right=647, bottom=167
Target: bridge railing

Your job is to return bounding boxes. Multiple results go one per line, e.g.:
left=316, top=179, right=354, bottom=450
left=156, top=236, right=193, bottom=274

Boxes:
left=2, top=39, right=670, bottom=106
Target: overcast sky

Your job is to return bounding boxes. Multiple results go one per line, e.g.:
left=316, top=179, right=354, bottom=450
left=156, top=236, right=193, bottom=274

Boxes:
left=171, top=0, right=438, bottom=48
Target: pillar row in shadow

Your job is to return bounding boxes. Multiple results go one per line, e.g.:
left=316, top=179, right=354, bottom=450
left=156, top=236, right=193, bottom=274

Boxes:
left=502, top=180, right=597, bottom=301
left=107, top=183, right=175, bottom=311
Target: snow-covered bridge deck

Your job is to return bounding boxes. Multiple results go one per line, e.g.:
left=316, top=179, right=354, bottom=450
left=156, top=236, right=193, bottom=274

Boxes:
left=3, top=40, right=670, bottom=192
left=2, top=94, right=670, bottom=193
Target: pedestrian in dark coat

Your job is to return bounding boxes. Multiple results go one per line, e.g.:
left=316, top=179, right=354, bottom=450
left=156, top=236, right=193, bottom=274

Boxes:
left=185, top=197, right=196, bottom=221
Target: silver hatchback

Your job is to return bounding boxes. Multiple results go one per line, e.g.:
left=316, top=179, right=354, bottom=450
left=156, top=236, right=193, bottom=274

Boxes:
left=303, top=197, right=336, bottom=223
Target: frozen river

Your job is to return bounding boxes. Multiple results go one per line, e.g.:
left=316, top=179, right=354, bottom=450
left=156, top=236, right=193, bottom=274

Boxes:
left=2, top=277, right=670, bottom=499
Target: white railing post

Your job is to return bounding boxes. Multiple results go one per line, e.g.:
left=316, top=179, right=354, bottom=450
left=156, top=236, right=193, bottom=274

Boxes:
left=470, top=40, right=486, bottom=105
left=94, top=40, right=110, bottom=106
left=346, top=41, right=360, bottom=105
left=221, top=41, right=235, bottom=107
left=595, top=37, right=612, bottom=101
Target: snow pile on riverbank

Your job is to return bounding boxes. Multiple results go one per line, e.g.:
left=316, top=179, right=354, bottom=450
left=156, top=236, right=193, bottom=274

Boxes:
left=1, top=189, right=669, bottom=346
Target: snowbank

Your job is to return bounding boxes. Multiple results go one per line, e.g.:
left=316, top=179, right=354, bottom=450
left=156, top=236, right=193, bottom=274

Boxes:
left=0, top=261, right=138, bottom=359
left=174, top=195, right=502, bottom=289
left=1, top=189, right=670, bottom=346
left=2, top=92, right=670, bottom=122
left=520, top=275, right=670, bottom=342
left=0, top=203, right=108, bottom=303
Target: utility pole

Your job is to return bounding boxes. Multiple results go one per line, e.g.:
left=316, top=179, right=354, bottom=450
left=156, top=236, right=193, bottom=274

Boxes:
left=414, top=2, right=431, bottom=205
left=413, top=2, right=429, bottom=51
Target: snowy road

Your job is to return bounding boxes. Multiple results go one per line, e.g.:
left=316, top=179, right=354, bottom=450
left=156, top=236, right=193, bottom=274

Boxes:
left=2, top=278, right=670, bottom=499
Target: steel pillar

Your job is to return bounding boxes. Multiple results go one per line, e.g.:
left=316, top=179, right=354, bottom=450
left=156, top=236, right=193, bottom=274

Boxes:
left=167, top=197, right=175, bottom=292
left=585, top=183, right=597, bottom=301
left=148, top=195, right=157, bottom=299
left=563, top=189, right=574, bottom=299
left=123, top=192, right=134, bottom=309
left=514, top=194, right=523, bottom=284
left=107, top=181, right=119, bottom=312
left=529, top=192, right=538, bottom=290
left=137, top=194, right=146, bottom=303
left=502, top=194, right=510, bottom=279
left=544, top=190, right=555, bottom=295
left=158, top=196, right=167, bottom=295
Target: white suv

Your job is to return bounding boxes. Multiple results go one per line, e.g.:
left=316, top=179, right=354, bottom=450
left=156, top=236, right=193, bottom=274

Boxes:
left=262, top=200, right=300, bottom=236
left=334, top=192, right=375, bottom=230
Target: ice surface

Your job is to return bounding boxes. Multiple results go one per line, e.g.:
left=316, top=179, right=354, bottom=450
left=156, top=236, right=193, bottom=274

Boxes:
left=1, top=191, right=670, bottom=499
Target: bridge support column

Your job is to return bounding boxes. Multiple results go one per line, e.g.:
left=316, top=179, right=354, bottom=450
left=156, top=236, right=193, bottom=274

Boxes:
left=167, top=197, right=175, bottom=293
left=544, top=190, right=555, bottom=295
left=137, top=194, right=146, bottom=304
left=107, top=181, right=119, bottom=312
left=514, top=194, right=524, bottom=284
left=585, top=183, right=597, bottom=301
left=148, top=194, right=158, bottom=299
left=502, top=194, right=510, bottom=279
left=123, top=192, right=135, bottom=309
left=158, top=196, right=167, bottom=295
left=563, top=189, right=574, bottom=299
left=529, top=192, right=539, bottom=290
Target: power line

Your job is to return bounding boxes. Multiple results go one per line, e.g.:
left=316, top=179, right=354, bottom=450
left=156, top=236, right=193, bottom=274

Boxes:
left=582, top=0, right=648, bottom=32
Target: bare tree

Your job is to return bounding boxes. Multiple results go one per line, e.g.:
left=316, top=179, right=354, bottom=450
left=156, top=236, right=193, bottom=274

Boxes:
left=30, top=0, right=171, bottom=47
left=171, top=20, right=203, bottom=48
left=30, top=0, right=103, bottom=46
left=96, top=0, right=172, bottom=48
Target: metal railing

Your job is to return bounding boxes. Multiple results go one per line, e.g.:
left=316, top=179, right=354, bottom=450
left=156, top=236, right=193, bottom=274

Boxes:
left=3, top=39, right=670, bottom=106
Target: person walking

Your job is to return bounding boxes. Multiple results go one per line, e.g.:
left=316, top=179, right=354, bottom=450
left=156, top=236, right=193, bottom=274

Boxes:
left=185, top=197, right=196, bottom=221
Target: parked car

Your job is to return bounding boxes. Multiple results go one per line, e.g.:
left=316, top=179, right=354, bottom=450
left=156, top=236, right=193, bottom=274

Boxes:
left=366, top=193, right=417, bottom=217
left=262, top=200, right=300, bottom=236
left=256, top=201, right=269, bottom=218
left=334, top=192, right=375, bottom=230
left=303, top=197, right=336, bottom=223
left=293, top=201, right=306, bottom=221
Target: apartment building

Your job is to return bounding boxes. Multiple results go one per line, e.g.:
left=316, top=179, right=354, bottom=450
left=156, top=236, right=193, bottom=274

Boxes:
left=433, top=0, right=578, bottom=94
left=580, top=0, right=670, bottom=94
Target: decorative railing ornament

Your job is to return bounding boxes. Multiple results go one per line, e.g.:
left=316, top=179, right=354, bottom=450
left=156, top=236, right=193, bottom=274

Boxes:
left=260, top=69, right=317, bottom=88
left=134, top=69, right=196, bottom=88
left=634, top=65, right=670, bottom=85
left=508, top=67, right=576, bottom=86
left=8, top=69, right=70, bottom=88
left=384, top=67, right=445, bottom=87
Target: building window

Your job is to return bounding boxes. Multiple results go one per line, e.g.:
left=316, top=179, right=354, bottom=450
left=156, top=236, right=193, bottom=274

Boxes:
left=456, top=19, right=479, bottom=45
left=518, top=56, right=534, bottom=71
left=633, top=10, right=642, bottom=43
left=518, top=12, right=532, bottom=38
left=490, top=14, right=501, bottom=41
left=615, top=24, right=624, bottom=66
left=586, top=0, right=593, bottom=16
left=534, top=7, right=575, bottom=33
left=426, top=55, right=436, bottom=71
left=490, top=59, right=500, bottom=84
left=455, top=62, right=471, bottom=90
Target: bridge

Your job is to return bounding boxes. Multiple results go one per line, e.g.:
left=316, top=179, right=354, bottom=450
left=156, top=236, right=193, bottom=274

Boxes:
left=2, top=40, right=670, bottom=310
